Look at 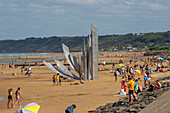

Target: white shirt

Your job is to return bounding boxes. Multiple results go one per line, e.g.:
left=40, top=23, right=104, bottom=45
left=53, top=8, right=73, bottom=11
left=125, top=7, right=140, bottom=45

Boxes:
left=29, top=67, right=31, bottom=71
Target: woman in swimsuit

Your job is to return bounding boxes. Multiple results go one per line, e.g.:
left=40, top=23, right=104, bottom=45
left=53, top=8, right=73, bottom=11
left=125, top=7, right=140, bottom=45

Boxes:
left=14, top=87, right=23, bottom=108
left=52, top=75, right=56, bottom=86
left=7, top=88, right=14, bottom=108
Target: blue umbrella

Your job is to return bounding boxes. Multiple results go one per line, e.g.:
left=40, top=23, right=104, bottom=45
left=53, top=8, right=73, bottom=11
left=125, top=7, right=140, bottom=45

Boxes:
left=157, top=57, right=164, bottom=60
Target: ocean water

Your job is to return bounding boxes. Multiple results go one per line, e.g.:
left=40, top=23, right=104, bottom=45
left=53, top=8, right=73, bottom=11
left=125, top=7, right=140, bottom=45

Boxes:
left=0, top=53, right=65, bottom=64
left=0, top=97, right=4, bottom=100
left=0, top=53, right=63, bottom=59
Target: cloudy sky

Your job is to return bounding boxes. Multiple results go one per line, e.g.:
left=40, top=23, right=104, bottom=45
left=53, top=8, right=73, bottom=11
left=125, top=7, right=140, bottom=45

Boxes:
left=0, top=0, right=170, bottom=40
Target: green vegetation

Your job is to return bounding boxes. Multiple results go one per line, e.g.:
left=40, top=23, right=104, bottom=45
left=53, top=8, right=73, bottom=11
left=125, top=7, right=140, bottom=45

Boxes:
left=0, top=31, right=169, bottom=53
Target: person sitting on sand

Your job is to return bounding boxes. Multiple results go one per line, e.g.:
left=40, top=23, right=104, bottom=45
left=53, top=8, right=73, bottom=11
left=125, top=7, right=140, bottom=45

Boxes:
left=120, top=80, right=128, bottom=95
left=65, top=104, right=76, bottom=113
left=145, top=82, right=154, bottom=92
left=7, top=88, right=14, bottom=108
left=154, top=80, right=162, bottom=90
left=137, top=78, right=143, bottom=93
left=134, top=79, right=139, bottom=94
left=14, top=87, right=23, bottom=108
left=52, top=75, right=56, bottom=86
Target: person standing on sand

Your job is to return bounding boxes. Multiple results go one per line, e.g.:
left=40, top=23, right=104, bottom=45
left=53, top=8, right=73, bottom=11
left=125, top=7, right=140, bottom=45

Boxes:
left=56, top=73, right=60, bottom=86
left=21, top=67, right=23, bottom=75
left=14, top=87, right=23, bottom=108
left=68, top=66, right=71, bottom=71
left=102, top=60, right=106, bottom=67
left=114, top=69, right=119, bottom=82
left=59, top=76, right=62, bottom=85
left=7, top=88, right=14, bottom=108
left=65, top=104, right=76, bottom=113
left=80, top=71, right=84, bottom=80
left=128, top=77, right=135, bottom=103
left=52, top=75, right=56, bottom=86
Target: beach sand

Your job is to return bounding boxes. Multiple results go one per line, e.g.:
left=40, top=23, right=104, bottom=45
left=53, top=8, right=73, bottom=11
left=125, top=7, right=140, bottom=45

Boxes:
left=0, top=52, right=169, bottom=113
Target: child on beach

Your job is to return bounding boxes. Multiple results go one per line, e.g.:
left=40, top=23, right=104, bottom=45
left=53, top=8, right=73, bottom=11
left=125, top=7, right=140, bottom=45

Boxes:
left=7, top=88, right=14, bottom=108
left=14, top=87, right=23, bottom=108
left=59, top=76, right=62, bottom=85
left=56, top=73, right=60, bottom=86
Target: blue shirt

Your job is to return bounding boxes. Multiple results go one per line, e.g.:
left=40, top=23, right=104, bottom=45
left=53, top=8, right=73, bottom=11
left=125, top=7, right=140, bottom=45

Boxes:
left=66, top=106, right=74, bottom=113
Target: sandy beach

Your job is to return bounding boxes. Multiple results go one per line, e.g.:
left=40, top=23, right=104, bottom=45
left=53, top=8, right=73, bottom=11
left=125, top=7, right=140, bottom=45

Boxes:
left=0, top=52, right=169, bottom=113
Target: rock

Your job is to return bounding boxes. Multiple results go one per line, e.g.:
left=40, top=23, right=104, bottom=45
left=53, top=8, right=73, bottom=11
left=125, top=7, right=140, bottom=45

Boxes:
left=167, top=82, right=170, bottom=87
left=129, top=108, right=138, bottom=112
left=162, top=82, right=168, bottom=87
left=145, top=100, right=154, bottom=105
left=88, top=110, right=98, bottom=113
left=140, top=102, right=146, bottom=108
left=156, top=88, right=164, bottom=92
left=126, top=107, right=130, bottom=111
left=148, top=96, right=156, bottom=100
left=96, top=106, right=105, bottom=110
left=110, top=108, right=117, bottom=113
left=118, top=107, right=126, bottom=112
left=132, top=104, right=140, bottom=109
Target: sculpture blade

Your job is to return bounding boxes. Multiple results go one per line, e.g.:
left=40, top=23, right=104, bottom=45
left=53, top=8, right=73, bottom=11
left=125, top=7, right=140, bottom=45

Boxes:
left=54, top=59, right=80, bottom=80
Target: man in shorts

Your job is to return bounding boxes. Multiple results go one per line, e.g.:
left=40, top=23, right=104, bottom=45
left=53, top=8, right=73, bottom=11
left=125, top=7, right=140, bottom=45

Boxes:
left=128, top=77, right=135, bottom=103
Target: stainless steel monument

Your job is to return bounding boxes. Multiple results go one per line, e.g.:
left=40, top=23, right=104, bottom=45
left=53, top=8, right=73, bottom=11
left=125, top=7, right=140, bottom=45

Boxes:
left=43, top=24, right=98, bottom=81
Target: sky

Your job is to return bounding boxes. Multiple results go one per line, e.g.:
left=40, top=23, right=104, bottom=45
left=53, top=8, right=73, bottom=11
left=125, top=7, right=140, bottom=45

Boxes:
left=0, top=0, right=170, bottom=40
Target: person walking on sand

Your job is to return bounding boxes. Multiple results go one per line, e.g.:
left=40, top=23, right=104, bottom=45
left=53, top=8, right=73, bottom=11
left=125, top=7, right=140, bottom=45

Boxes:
left=114, top=69, right=119, bottom=82
left=65, top=104, right=76, bottom=113
left=52, top=75, right=56, bottom=86
left=14, top=87, right=23, bottom=108
left=7, top=88, right=14, bottom=108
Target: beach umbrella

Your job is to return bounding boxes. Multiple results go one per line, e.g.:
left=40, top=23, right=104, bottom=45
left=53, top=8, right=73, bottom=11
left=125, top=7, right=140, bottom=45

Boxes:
left=157, top=57, right=164, bottom=60
left=134, top=70, right=143, bottom=75
left=118, top=64, right=126, bottom=67
left=16, top=102, right=40, bottom=113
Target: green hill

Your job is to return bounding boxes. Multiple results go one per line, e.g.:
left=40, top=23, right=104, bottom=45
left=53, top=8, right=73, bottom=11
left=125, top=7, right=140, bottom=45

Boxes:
left=0, top=31, right=170, bottom=53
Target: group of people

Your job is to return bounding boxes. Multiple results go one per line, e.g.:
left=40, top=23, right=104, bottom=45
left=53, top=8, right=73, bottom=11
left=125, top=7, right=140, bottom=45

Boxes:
left=52, top=73, right=62, bottom=86
left=112, top=57, right=166, bottom=103
left=7, top=87, right=23, bottom=108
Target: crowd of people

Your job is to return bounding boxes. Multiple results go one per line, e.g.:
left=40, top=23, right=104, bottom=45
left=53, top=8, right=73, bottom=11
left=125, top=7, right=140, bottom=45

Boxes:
left=110, top=56, right=167, bottom=103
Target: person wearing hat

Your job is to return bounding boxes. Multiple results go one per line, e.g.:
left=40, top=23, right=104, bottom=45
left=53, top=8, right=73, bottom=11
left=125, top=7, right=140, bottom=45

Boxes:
left=128, top=76, right=135, bottom=103
left=65, top=104, right=76, bottom=113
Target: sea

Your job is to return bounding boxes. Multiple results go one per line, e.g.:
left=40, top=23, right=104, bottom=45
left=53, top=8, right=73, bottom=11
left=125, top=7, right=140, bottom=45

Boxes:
left=0, top=53, right=65, bottom=64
